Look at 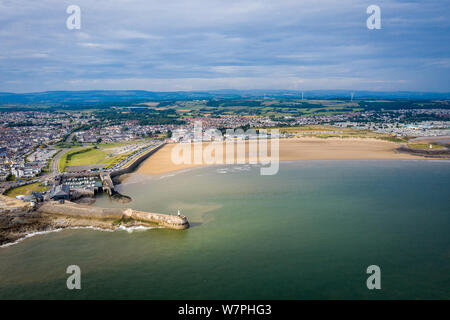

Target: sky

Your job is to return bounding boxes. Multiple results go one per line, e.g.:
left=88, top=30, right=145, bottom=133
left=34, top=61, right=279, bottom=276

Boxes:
left=0, top=0, right=449, bottom=93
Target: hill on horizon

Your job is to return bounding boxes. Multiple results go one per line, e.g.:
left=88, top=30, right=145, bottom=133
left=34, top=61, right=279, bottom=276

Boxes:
left=1, top=89, right=449, bottom=105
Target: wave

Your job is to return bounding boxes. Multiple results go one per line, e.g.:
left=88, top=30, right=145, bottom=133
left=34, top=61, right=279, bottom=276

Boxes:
left=1, top=228, right=65, bottom=248
left=117, top=225, right=159, bottom=233
left=215, top=164, right=254, bottom=174
left=1, top=225, right=159, bottom=248
left=158, top=168, right=195, bottom=180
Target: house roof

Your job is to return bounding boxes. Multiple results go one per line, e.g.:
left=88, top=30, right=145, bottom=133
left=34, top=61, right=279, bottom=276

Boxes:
left=50, top=184, right=69, bottom=198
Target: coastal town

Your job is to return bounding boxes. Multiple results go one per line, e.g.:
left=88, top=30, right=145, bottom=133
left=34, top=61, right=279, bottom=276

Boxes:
left=1, top=105, right=449, bottom=191
left=2, top=0, right=450, bottom=302
left=0, top=97, right=447, bottom=222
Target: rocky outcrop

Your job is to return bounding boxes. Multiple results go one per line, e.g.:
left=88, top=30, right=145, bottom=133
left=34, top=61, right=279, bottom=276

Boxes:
left=397, top=145, right=450, bottom=158
left=110, top=191, right=132, bottom=203
left=0, top=209, right=53, bottom=246
left=0, top=208, right=161, bottom=247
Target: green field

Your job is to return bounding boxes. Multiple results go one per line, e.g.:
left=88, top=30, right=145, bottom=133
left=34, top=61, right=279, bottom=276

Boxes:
left=260, top=125, right=408, bottom=142
left=407, top=143, right=445, bottom=150
left=6, top=182, right=49, bottom=197
left=59, top=142, right=147, bottom=171
left=132, top=99, right=364, bottom=119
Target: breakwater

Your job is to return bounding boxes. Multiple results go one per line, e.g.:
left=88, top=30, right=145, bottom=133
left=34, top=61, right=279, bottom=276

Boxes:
left=123, top=208, right=189, bottom=230
left=38, top=201, right=189, bottom=230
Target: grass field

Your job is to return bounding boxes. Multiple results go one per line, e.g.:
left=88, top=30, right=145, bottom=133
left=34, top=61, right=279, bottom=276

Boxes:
left=166, top=99, right=362, bottom=118
left=259, top=125, right=407, bottom=142
left=58, top=146, right=93, bottom=172
left=59, top=141, right=147, bottom=171
left=6, top=182, right=49, bottom=197
left=407, top=143, right=445, bottom=150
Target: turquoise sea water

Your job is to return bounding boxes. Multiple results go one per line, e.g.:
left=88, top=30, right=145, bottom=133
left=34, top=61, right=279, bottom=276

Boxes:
left=0, top=160, right=449, bottom=299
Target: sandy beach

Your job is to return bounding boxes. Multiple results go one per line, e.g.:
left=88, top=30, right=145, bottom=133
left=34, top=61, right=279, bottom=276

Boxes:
left=137, top=138, right=423, bottom=175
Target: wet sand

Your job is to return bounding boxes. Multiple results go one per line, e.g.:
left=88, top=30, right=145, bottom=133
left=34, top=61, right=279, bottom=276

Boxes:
left=137, top=138, right=423, bottom=175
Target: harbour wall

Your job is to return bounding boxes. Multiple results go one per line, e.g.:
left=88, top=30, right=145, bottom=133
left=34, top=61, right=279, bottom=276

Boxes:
left=38, top=201, right=189, bottom=230
left=125, top=209, right=189, bottom=230
left=38, top=201, right=123, bottom=220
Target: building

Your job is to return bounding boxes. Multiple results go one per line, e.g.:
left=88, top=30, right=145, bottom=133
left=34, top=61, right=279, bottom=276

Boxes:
left=31, top=192, right=44, bottom=202
left=11, top=167, right=24, bottom=178
left=50, top=184, right=70, bottom=200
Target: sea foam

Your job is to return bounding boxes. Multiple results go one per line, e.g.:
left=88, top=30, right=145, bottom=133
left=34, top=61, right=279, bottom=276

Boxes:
left=1, top=225, right=158, bottom=248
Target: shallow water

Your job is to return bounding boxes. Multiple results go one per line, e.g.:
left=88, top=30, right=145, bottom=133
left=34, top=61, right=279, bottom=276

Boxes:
left=0, top=160, right=449, bottom=299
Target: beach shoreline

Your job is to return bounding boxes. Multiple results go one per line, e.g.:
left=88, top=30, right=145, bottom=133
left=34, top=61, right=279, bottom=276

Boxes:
left=136, top=137, right=427, bottom=175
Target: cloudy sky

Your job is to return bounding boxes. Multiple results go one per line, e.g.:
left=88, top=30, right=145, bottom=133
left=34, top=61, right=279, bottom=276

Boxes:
left=0, top=0, right=449, bottom=92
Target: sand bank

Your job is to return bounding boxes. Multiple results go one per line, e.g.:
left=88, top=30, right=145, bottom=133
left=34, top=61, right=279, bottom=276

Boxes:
left=137, top=138, right=423, bottom=175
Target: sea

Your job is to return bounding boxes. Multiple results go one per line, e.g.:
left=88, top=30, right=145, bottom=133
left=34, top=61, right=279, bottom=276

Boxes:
left=0, top=160, right=449, bottom=299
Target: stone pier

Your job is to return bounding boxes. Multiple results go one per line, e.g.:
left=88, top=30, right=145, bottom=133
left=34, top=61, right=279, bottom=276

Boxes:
left=38, top=201, right=189, bottom=230
left=123, top=208, right=189, bottom=230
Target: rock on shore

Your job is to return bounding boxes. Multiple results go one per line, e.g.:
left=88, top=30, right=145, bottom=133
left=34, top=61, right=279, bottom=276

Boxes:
left=0, top=208, right=160, bottom=247
left=0, top=209, right=53, bottom=246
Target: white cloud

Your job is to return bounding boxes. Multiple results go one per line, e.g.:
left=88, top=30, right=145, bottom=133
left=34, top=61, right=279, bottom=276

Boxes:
left=0, top=0, right=448, bottom=92
left=115, top=30, right=163, bottom=40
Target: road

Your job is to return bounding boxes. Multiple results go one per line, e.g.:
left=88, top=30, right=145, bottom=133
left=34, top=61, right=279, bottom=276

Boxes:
left=48, top=132, right=77, bottom=177
left=50, top=148, right=67, bottom=175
